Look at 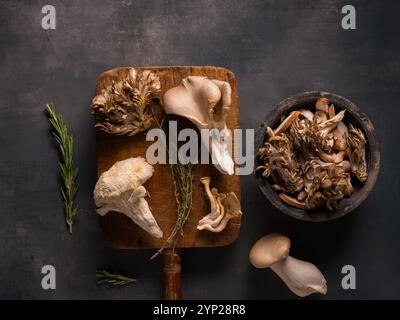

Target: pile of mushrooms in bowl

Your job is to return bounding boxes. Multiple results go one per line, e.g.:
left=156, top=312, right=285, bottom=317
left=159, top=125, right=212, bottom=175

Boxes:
left=255, top=91, right=380, bottom=222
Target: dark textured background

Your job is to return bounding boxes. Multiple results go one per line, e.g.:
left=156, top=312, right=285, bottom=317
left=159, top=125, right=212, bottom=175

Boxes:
left=0, top=0, right=399, bottom=299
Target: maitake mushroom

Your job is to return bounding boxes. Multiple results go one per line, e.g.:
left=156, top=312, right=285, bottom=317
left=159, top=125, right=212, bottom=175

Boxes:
left=257, top=98, right=368, bottom=211
left=249, top=233, right=327, bottom=297
left=197, top=177, right=242, bottom=232
left=347, top=124, right=368, bottom=182
left=93, top=157, right=163, bottom=238
left=163, top=76, right=234, bottom=175
left=92, top=68, right=161, bottom=136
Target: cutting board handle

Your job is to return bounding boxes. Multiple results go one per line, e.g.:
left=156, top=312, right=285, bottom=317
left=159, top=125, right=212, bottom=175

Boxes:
left=163, top=249, right=182, bottom=300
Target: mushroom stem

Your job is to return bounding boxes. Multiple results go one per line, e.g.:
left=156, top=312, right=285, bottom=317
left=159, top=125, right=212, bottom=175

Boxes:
left=200, top=177, right=217, bottom=214
left=279, top=193, right=309, bottom=210
left=270, top=256, right=327, bottom=297
left=208, top=128, right=235, bottom=175
left=274, top=111, right=300, bottom=135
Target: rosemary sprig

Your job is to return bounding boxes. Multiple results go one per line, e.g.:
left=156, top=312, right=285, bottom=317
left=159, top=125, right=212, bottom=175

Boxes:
left=46, top=103, right=79, bottom=234
left=96, top=270, right=136, bottom=286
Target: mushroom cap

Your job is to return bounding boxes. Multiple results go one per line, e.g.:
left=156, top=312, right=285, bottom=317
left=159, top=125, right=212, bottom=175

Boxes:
left=163, top=76, right=222, bottom=128
left=249, top=233, right=291, bottom=268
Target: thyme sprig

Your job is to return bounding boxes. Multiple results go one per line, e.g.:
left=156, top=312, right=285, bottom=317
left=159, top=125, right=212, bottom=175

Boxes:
left=150, top=114, right=194, bottom=260
left=96, top=270, right=136, bottom=286
left=46, top=103, right=79, bottom=234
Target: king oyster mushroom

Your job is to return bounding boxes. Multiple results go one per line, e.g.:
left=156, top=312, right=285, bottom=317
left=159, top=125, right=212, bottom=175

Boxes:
left=249, top=233, right=327, bottom=297
left=92, top=68, right=161, bottom=136
left=163, top=76, right=234, bottom=175
left=93, top=157, right=163, bottom=238
left=257, top=97, right=368, bottom=212
left=197, top=177, right=242, bottom=232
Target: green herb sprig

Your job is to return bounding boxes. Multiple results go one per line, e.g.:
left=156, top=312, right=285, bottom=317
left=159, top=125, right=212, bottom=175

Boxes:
left=46, top=103, right=79, bottom=234
left=96, top=270, right=136, bottom=286
left=150, top=114, right=194, bottom=260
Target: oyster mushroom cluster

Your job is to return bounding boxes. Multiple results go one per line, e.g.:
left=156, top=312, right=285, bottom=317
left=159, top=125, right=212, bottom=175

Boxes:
left=163, top=76, right=235, bottom=175
left=92, top=68, right=161, bottom=136
left=257, top=98, right=368, bottom=211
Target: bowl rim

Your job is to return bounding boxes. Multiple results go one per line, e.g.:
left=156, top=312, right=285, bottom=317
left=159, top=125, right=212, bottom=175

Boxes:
left=254, top=91, right=381, bottom=222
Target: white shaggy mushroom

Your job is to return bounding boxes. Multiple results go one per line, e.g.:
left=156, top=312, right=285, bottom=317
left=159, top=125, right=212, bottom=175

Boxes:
left=93, top=157, right=163, bottom=238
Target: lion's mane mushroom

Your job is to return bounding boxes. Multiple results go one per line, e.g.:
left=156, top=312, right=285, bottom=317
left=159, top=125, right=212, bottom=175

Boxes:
left=197, top=177, right=242, bottom=232
left=93, top=157, right=163, bottom=238
left=163, top=76, right=234, bottom=175
left=249, top=233, right=327, bottom=297
left=92, top=68, right=161, bottom=136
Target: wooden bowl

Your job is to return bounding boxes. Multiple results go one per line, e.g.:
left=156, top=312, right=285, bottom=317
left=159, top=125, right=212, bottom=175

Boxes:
left=255, top=91, right=380, bottom=222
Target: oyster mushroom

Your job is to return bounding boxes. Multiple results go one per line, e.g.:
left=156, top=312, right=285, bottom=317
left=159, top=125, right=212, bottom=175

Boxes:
left=313, top=110, right=345, bottom=154
left=316, top=97, right=330, bottom=114
left=317, top=110, right=345, bottom=136
left=273, top=111, right=300, bottom=136
left=249, top=233, right=327, bottom=297
left=197, top=177, right=242, bottom=232
left=279, top=193, right=309, bottom=210
left=197, top=177, right=226, bottom=229
left=93, top=157, right=163, bottom=238
left=298, top=109, right=314, bottom=122
left=328, top=104, right=336, bottom=119
left=297, top=190, right=307, bottom=201
left=333, top=122, right=349, bottom=151
left=163, top=76, right=234, bottom=175
left=258, top=97, right=368, bottom=212
left=314, top=110, right=328, bottom=125
left=92, top=68, right=161, bottom=136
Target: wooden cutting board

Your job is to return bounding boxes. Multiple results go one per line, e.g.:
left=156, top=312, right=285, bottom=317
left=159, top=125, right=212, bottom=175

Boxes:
left=95, top=66, right=241, bottom=251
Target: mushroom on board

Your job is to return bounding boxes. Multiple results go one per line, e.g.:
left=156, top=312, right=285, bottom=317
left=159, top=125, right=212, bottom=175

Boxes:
left=93, top=157, right=163, bottom=238
left=249, top=233, right=327, bottom=297
left=163, top=76, right=235, bottom=175
left=92, top=68, right=161, bottom=136
left=197, top=176, right=242, bottom=232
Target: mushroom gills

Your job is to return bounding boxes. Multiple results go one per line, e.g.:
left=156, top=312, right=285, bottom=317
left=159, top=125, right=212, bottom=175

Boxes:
left=163, top=76, right=235, bottom=175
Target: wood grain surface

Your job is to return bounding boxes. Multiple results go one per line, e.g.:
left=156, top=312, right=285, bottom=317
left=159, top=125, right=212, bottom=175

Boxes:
left=95, top=66, right=241, bottom=250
